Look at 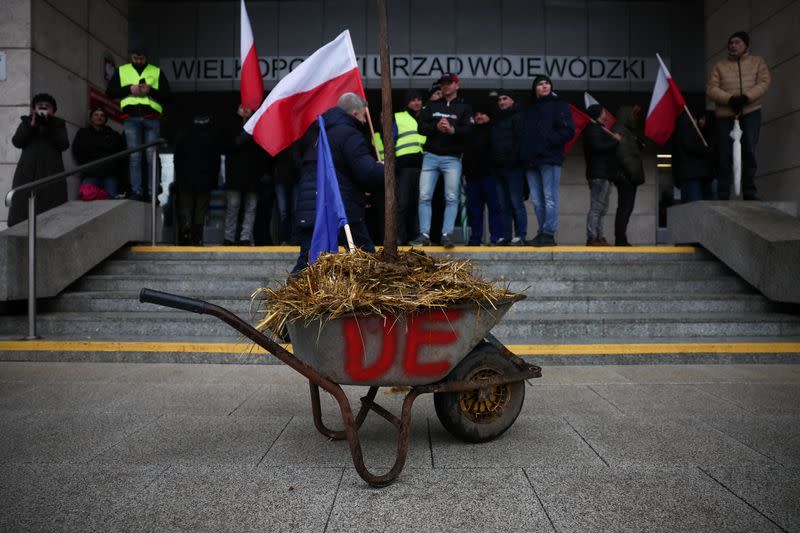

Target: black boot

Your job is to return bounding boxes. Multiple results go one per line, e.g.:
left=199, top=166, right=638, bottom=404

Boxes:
left=191, top=224, right=204, bottom=246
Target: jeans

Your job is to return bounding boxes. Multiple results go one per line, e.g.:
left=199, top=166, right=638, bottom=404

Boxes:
left=494, top=167, right=527, bottom=241
left=224, top=190, right=258, bottom=242
left=586, top=178, right=610, bottom=239
left=717, top=110, right=760, bottom=200
left=465, top=175, right=503, bottom=245
left=292, top=219, right=374, bottom=276
left=680, top=180, right=704, bottom=203
left=123, top=117, right=161, bottom=196
left=526, top=164, right=561, bottom=236
left=274, top=181, right=298, bottom=244
left=614, top=181, right=637, bottom=244
left=418, top=153, right=461, bottom=237
left=82, top=176, right=119, bottom=198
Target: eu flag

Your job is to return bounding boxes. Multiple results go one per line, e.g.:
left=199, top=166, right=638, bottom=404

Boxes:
left=309, top=115, right=349, bottom=265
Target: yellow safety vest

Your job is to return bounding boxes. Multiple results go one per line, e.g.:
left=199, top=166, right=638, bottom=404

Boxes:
left=119, top=63, right=163, bottom=114
left=394, top=111, right=425, bottom=157
left=372, top=132, right=384, bottom=159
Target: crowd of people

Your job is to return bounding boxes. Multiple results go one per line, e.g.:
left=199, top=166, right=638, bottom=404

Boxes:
left=6, top=31, right=769, bottom=251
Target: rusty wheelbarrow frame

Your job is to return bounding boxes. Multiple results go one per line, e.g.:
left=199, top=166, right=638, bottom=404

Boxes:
left=139, top=288, right=541, bottom=487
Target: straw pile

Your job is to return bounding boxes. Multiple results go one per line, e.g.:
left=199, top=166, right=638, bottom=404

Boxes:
left=252, top=249, right=521, bottom=336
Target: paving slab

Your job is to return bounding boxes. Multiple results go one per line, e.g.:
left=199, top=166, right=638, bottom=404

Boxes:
left=526, top=464, right=782, bottom=532
left=697, top=413, right=800, bottom=466
left=588, top=383, right=748, bottom=418
left=698, top=383, right=800, bottom=414
left=565, top=413, right=777, bottom=467
left=702, top=465, right=800, bottom=532
left=534, top=364, right=630, bottom=384
left=0, top=361, right=141, bottom=382
left=0, top=381, right=37, bottom=404
left=112, top=465, right=340, bottom=532
left=0, top=411, right=158, bottom=463
left=91, top=414, right=290, bottom=466
left=261, top=415, right=432, bottom=471
left=112, top=362, right=243, bottom=384
left=326, top=467, right=553, bottom=532
left=0, top=381, right=146, bottom=411
left=521, top=384, right=622, bottom=416
left=431, top=415, right=605, bottom=468
left=107, top=382, right=262, bottom=415
left=0, top=463, right=167, bottom=532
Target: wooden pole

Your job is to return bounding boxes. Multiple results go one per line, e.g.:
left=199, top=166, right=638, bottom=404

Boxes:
left=683, top=105, right=708, bottom=147
left=377, top=0, right=397, bottom=262
left=364, top=108, right=382, bottom=162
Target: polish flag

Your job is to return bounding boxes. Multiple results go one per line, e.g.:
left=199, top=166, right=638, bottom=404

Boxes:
left=644, top=54, right=686, bottom=145
left=244, top=30, right=365, bottom=155
left=239, top=0, right=264, bottom=111
left=564, top=104, right=591, bottom=154
left=584, top=92, right=616, bottom=129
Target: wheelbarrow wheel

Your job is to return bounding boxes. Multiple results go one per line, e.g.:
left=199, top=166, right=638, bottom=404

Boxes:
left=433, top=342, right=525, bottom=443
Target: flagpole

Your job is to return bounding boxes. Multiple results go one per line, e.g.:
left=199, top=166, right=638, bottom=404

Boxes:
left=377, top=0, right=398, bottom=262
left=682, top=105, right=709, bottom=148
left=343, top=224, right=356, bottom=253
left=365, top=108, right=382, bottom=162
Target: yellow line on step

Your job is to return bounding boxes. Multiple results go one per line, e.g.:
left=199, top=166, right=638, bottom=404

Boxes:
left=130, top=245, right=696, bottom=254
left=1, top=341, right=799, bottom=356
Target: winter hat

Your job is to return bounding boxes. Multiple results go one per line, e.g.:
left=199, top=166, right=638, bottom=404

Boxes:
left=404, top=89, right=425, bottom=103
left=728, top=31, right=749, bottom=47
left=129, top=38, right=147, bottom=56
left=586, top=104, right=603, bottom=120
left=531, top=75, right=552, bottom=92
left=32, top=93, right=57, bottom=112
left=429, top=81, right=441, bottom=96
left=496, top=88, right=515, bottom=100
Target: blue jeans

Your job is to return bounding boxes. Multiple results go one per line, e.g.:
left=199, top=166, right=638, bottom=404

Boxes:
left=680, top=180, right=704, bottom=203
left=82, top=176, right=119, bottom=198
left=124, top=117, right=161, bottom=196
left=526, top=164, right=561, bottom=236
left=494, top=167, right=527, bottom=241
left=586, top=178, right=610, bottom=239
left=465, top=175, right=502, bottom=245
left=418, top=153, right=461, bottom=237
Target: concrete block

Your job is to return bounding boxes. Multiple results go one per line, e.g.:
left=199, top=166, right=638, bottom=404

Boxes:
left=92, top=413, right=289, bottom=465
left=115, top=465, right=337, bottom=532
left=0, top=0, right=32, bottom=48
left=31, top=53, right=87, bottom=128
left=0, top=109, right=25, bottom=166
left=32, top=0, right=88, bottom=78
left=759, top=167, right=800, bottom=203
left=0, top=50, right=32, bottom=108
left=89, top=0, right=129, bottom=58
left=328, top=468, right=551, bottom=532
left=761, top=54, right=800, bottom=123
left=0, top=200, right=158, bottom=301
left=527, top=464, right=780, bottom=532
left=750, top=1, right=800, bottom=67
left=704, top=0, right=750, bottom=58
left=758, top=111, right=800, bottom=176
left=668, top=201, right=800, bottom=303
left=44, top=0, right=88, bottom=28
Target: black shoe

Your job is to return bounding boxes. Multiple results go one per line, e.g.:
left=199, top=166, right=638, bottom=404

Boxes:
left=236, top=239, right=253, bottom=246
left=440, top=234, right=455, bottom=249
left=222, top=239, right=235, bottom=246
left=129, top=193, right=144, bottom=202
left=525, top=234, right=543, bottom=246
left=534, top=234, right=556, bottom=247
left=409, top=233, right=431, bottom=246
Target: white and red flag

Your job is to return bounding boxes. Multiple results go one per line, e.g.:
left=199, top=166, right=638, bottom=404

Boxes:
left=644, top=53, right=686, bottom=145
left=239, top=0, right=264, bottom=111
left=584, top=92, right=616, bottom=129
left=244, top=30, right=365, bottom=155
left=564, top=104, right=591, bottom=154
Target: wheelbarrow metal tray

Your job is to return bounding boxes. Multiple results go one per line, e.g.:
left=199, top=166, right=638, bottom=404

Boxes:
left=287, top=299, right=516, bottom=386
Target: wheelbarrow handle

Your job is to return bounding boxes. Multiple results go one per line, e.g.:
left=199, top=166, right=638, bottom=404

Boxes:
left=139, top=288, right=208, bottom=315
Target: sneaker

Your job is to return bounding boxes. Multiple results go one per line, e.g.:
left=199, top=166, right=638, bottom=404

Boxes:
left=409, top=233, right=431, bottom=246
left=510, top=237, right=524, bottom=246
left=440, top=234, right=455, bottom=249
left=534, top=234, right=556, bottom=247
left=493, top=237, right=509, bottom=246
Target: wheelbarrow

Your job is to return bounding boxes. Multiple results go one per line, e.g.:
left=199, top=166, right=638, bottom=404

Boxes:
left=139, top=288, right=541, bottom=487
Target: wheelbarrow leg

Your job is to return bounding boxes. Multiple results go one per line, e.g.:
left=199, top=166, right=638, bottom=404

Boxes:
left=309, top=383, right=381, bottom=440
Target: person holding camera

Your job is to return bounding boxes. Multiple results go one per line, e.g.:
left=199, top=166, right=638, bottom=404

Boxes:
left=105, top=40, right=171, bottom=201
left=7, top=93, right=69, bottom=227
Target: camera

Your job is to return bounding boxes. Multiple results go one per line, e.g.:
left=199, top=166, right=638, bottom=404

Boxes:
left=35, top=105, right=49, bottom=117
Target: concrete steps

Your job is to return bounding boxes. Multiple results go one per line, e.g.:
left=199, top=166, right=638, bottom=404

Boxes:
left=2, top=245, right=799, bottom=364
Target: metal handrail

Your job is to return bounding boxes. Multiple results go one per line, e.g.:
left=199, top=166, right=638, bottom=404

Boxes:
left=4, top=138, right=166, bottom=339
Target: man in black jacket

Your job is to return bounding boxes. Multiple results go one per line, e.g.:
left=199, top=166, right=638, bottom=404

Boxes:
left=291, top=93, right=385, bottom=275
left=410, top=73, right=472, bottom=248
left=582, top=105, right=620, bottom=246
left=490, top=89, right=526, bottom=245
left=463, top=106, right=502, bottom=246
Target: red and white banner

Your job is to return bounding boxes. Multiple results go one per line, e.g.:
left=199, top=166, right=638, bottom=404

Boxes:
left=239, top=0, right=264, bottom=111
left=244, top=30, right=365, bottom=155
left=644, top=53, right=686, bottom=145
left=584, top=91, right=616, bottom=129
left=564, top=104, right=591, bottom=154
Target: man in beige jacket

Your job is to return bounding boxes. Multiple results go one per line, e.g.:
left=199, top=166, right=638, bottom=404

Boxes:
left=706, top=31, right=771, bottom=200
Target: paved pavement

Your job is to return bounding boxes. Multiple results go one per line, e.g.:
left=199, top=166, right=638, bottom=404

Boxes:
left=1, top=361, right=799, bottom=532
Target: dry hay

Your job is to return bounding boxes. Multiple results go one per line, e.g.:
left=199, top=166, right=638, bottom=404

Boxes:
left=252, top=248, right=522, bottom=336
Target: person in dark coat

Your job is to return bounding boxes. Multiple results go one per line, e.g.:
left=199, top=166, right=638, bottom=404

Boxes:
left=72, top=107, right=126, bottom=198
left=173, top=114, right=223, bottom=245
left=463, top=106, right=502, bottom=246
left=582, top=104, right=620, bottom=246
left=672, top=110, right=712, bottom=203
left=7, top=93, right=69, bottom=227
left=291, top=93, right=385, bottom=275
left=272, top=142, right=301, bottom=245
left=490, top=89, right=526, bottom=245
left=611, top=104, right=646, bottom=246
left=223, top=105, right=270, bottom=245
left=519, top=75, right=575, bottom=246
